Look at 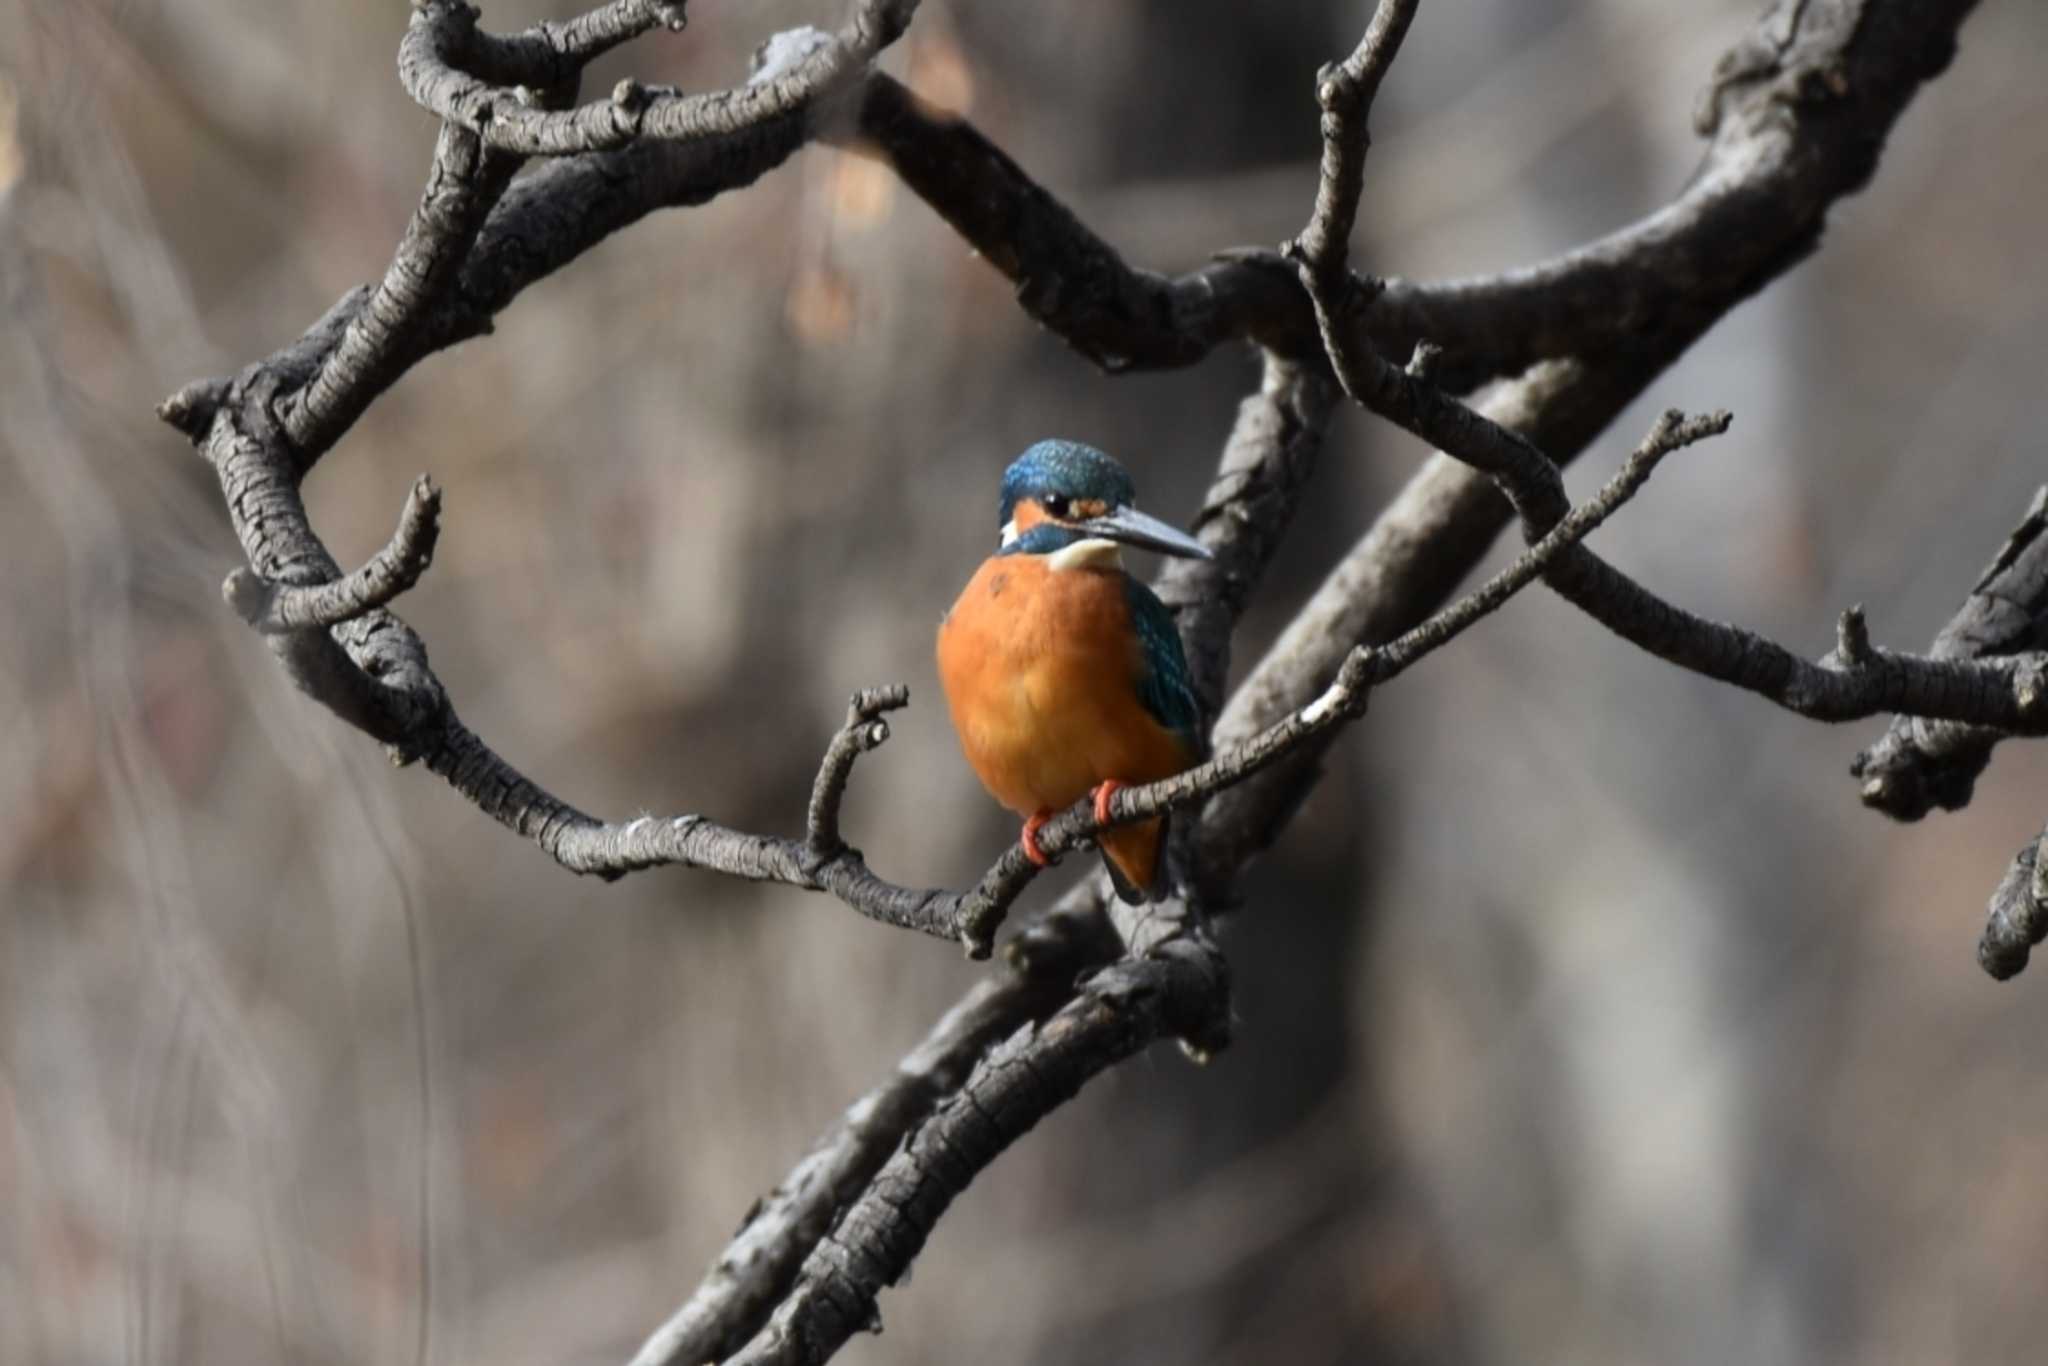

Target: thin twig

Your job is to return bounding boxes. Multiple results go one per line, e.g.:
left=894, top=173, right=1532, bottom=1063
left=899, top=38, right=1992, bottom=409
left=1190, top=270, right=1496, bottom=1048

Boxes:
left=1287, top=0, right=1420, bottom=400
left=223, top=476, right=442, bottom=634
left=805, top=687, right=909, bottom=859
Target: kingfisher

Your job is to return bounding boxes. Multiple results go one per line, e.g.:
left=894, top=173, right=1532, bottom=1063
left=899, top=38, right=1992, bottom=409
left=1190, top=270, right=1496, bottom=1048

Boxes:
left=937, top=439, right=1211, bottom=903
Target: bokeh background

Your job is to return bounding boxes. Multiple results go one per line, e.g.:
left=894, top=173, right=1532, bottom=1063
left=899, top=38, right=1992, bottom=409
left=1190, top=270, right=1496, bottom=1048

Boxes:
left=5, top=1, right=2048, bottom=1363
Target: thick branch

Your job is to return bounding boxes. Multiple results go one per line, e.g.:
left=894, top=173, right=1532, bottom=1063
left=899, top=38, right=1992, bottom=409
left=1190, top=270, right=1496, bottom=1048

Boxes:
left=627, top=888, right=1122, bottom=1366
left=851, top=1, right=1977, bottom=393
left=1853, top=487, right=2048, bottom=819
left=727, top=935, right=1231, bottom=1366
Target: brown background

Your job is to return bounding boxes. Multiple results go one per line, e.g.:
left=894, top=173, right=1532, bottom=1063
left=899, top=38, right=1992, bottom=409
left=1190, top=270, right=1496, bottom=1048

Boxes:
left=4, top=1, right=2048, bottom=1363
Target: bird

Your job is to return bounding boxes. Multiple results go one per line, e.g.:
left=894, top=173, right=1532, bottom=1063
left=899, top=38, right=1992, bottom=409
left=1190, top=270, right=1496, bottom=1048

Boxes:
left=936, top=439, right=1211, bottom=903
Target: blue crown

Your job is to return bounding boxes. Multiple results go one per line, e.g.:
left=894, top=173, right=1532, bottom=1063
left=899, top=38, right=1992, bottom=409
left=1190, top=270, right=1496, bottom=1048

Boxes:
left=998, top=440, right=1136, bottom=528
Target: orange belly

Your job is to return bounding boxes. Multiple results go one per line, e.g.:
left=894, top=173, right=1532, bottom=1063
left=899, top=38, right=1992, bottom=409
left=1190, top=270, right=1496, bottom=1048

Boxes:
left=936, top=555, right=1191, bottom=891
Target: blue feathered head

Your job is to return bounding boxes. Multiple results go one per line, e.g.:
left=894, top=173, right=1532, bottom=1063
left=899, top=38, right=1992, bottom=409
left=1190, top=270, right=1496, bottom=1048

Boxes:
left=997, top=439, right=1138, bottom=529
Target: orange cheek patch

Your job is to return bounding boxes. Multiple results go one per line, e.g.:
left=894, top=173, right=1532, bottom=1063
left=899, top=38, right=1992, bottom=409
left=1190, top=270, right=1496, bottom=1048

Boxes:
left=1013, top=499, right=1049, bottom=532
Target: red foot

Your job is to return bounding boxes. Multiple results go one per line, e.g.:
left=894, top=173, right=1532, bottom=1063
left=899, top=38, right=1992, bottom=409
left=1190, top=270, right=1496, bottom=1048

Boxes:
left=1092, top=780, right=1125, bottom=827
left=1020, top=810, right=1054, bottom=867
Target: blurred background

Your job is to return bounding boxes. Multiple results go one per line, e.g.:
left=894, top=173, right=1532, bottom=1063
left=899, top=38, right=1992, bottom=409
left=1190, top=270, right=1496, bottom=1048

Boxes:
left=4, top=1, right=2047, bottom=1363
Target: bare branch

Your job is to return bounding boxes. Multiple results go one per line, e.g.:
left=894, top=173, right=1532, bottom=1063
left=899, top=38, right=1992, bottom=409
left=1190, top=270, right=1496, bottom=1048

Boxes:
left=223, top=476, right=442, bottom=634
left=1347, top=367, right=2048, bottom=739
left=1156, top=356, right=1341, bottom=724
left=806, top=687, right=910, bottom=859
left=848, top=2, right=1977, bottom=393
left=1291, top=0, right=1419, bottom=288
left=843, top=78, right=1315, bottom=372
left=1853, top=486, right=2048, bottom=819
left=1287, top=0, right=1420, bottom=397
left=727, top=935, right=1231, bottom=1366
left=280, top=116, right=519, bottom=460
left=399, top=0, right=917, bottom=158
left=1366, top=410, right=1724, bottom=676
left=1981, top=831, right=2048, bottom=981
left=466, top=0, right=691, bottom=85
left=628, top=889, right=1122, bottom=1366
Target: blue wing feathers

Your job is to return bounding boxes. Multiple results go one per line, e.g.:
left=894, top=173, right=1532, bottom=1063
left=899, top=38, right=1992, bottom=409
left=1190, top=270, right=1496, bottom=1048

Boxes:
left=1121, top=575, right=1203, bottom=757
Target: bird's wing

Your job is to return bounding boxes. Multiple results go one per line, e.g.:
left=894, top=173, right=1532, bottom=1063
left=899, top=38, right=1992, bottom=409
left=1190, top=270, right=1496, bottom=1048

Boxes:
left=1122, top=574, right=1204, bottom=759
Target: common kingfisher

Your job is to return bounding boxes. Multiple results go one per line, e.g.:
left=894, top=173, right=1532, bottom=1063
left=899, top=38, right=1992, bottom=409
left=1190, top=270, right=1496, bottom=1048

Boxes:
left=937, top=440, right=1211, bottom=903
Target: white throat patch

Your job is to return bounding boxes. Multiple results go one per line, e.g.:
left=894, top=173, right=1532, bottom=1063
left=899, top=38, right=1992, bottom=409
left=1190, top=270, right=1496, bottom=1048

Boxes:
left=1045, top=537, right=1124, bottom=573
left=999, top=519, right=1019, bottom=548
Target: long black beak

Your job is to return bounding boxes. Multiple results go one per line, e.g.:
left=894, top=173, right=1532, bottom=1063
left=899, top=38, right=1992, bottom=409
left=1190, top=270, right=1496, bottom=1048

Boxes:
left=1081, top=505, right=1213, bottom=560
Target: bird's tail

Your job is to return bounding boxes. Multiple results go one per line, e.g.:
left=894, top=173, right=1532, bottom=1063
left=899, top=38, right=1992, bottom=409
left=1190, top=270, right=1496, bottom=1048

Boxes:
left=1100, top=814, right=1169, bottom=904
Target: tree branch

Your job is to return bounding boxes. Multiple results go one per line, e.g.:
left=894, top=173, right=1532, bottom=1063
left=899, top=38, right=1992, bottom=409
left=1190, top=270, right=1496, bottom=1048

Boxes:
left=1852, top=486, right=2048, bottom=819
left=849, top=1, right=1978, bottom=394
left=1287, top=0, right=1419, bottom=400
left=399, top=0, right=916, bottom=158
left=626, top=887, right=1122, bottom=1366
left=1981, top=830, right=2048, bottom=981
left=726, top=934, right=1231, bottom=1366
left=278, top=118, right=519, bottom=460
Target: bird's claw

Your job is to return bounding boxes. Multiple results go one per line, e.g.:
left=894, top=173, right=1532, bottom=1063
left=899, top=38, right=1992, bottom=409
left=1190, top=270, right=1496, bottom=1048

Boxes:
left=1091, top=780, right=1125, bottom=828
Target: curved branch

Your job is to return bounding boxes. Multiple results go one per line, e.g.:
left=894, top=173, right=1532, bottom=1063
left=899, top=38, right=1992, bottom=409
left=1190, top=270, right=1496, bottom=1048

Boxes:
left=462, top=0, right=691, bottom=87
left=399, top=0, right=916, bottom=157
left=851, top=1, right=1978, bottom=395
left=223, top=475, right=443, bottom=634
left=1328, top=349, right=2048, bottom=737
left=806, top=686, right=909, bottom=857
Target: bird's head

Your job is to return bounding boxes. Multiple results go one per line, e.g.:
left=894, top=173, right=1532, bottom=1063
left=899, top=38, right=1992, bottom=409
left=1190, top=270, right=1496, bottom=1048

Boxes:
left=995, top=439, right=1212, bottom=563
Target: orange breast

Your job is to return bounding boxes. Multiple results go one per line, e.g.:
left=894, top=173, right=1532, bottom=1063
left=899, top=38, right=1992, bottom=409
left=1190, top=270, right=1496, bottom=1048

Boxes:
left=936, top=555, right=1191, bottom=820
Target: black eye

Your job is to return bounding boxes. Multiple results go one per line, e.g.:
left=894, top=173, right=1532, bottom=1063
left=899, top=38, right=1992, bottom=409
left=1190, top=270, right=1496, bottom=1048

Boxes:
left=1043, top=495, right=1070, bottom=518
